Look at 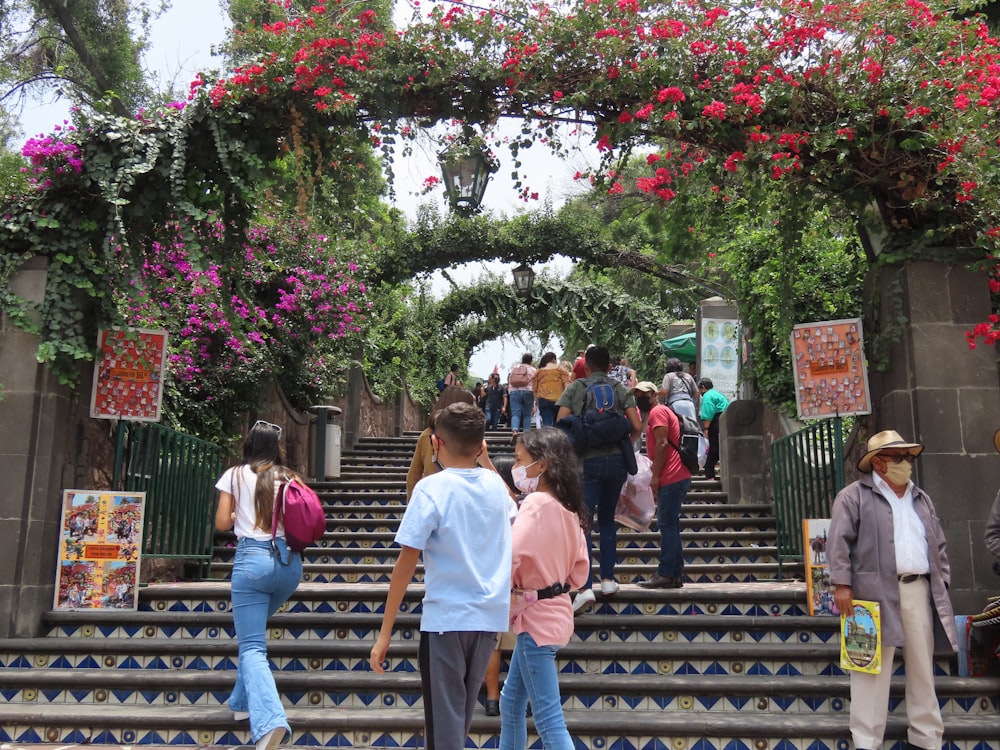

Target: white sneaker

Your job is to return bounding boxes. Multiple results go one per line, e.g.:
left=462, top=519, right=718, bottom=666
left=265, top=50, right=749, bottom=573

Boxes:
left=256, top=727, right=284, bottom=750
left=233, top=711, right=250, bottom=721
left=600, top=579, right=619, bottom=596
left=572, top=588, right=596, bottom=614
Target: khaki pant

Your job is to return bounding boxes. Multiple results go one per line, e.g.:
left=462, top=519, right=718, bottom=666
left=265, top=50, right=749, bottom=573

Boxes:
left=849, top=577, right=943, bottom=749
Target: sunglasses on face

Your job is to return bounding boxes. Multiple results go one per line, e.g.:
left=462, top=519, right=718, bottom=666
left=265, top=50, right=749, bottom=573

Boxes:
left=878, top=453, right=916, bottom=464
left=253, top=419, right=282, bottom=437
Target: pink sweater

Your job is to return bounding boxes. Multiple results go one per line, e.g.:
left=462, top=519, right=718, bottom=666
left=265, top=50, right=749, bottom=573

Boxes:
left=510, top=491, right=590, bottom=646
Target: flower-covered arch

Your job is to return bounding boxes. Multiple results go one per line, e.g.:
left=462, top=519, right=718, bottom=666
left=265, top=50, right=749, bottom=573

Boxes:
left=3, top=0, right=1000, bottom=388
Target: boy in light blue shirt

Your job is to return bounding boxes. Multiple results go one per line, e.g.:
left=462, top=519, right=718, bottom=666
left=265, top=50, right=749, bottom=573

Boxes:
left=370, top=402, right=512, bottom=749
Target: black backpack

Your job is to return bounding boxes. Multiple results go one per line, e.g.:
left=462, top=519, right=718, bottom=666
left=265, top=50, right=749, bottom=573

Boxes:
left=667, top=413, right=701, bottom=474
left=557, top=381, right=632, bottom=453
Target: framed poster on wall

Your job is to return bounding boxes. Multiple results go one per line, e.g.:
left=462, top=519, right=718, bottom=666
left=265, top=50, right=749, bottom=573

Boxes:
left=790, top=318, right=871, bottom=419
left=54, top=490, right=145, bottom=610
left=90, top=328, right=168, bottom=421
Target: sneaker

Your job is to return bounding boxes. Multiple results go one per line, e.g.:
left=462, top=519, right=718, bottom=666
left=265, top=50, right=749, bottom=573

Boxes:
left=233, top=711, right=250, bottom=721
left=256, top=727, right=284, bottom=750
left=600, top=579, right=619, bottom=596
left=572, top=588, right=596, bottom=614
left=484, top=699, right=500, bottom=717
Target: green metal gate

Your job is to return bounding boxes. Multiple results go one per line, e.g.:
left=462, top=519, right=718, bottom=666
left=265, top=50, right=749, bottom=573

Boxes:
left=112, top=421, right=225, bottom=577
left=770, top=417, right=845, bottom=578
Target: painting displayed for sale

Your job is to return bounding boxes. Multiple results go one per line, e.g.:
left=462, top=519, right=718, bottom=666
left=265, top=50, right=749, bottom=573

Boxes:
left=55, top=490, right=145, bottom=610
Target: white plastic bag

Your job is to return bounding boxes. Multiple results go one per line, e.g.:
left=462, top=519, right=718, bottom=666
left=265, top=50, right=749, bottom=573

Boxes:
left=615, top=452, right=655, bottom=531
left=697, top=435, right=709, bottom=469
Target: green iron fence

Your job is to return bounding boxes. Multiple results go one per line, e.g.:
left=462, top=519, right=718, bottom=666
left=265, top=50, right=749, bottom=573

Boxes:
left=770, top=417, right=845, bottom=579
left=113, top=421, right=225, bottom=577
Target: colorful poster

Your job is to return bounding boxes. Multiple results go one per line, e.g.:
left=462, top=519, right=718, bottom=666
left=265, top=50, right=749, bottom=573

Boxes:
left=700, top=317, right=739, bottom=402
left=55, top=490, right=145, bottom=610
left=90, top=328, right=168, bottom=421
left=803, top=518, right=836, bottom=616
left=790, top=318, right=871, bottom=419
left=840, top=599, right=882, bottom=674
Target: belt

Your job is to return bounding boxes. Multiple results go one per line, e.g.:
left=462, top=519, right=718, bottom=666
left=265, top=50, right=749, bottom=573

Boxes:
left=535, top=582, right=571, bottom=600
left=898, top=573, right=929, bottom=583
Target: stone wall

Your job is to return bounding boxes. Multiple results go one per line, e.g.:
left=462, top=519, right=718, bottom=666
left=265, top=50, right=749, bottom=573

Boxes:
left=872, top=261, right=1000, bottom=613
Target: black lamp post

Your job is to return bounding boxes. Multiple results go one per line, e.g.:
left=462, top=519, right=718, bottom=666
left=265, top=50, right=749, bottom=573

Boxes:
left=512, top=263, right=535, bottom=296
left=439, top=140, right=496, bottom=213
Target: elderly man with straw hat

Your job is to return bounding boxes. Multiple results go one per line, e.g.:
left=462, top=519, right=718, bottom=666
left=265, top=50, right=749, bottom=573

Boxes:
left=828, top=430, right=958, bottom=750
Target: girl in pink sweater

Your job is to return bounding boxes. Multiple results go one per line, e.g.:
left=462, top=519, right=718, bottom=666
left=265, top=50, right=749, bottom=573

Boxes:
left=500, top=428, right=590, bottom=750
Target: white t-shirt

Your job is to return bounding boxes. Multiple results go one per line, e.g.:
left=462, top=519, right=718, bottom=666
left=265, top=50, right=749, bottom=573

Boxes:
left=397, top=467, right=513, bottom=633
left=215, top=464, right=284, bottom=542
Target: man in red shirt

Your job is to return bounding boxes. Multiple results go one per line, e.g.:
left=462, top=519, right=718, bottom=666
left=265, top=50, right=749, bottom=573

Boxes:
left=639, top=401, right=692, bottom=588
left=571, top=348, right=588, bottom=381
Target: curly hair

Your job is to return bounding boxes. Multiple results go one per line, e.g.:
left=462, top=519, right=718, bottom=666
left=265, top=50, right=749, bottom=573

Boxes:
left=516, top=428, right=589, bottom=532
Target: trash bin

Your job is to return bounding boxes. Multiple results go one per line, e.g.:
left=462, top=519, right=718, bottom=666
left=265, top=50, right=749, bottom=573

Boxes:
left=309, top=405, right=343, bottom=480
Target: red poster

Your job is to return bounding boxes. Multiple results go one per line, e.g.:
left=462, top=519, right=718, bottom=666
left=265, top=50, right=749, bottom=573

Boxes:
left=790, top=318, right=871, bottom=419
left=90, top=328, right=168, bottom=421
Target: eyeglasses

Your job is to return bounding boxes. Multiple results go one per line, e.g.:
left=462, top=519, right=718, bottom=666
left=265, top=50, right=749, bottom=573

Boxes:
left=878, top=453, right=916, bottom=464
left=253, top=420, right=282, bottom=437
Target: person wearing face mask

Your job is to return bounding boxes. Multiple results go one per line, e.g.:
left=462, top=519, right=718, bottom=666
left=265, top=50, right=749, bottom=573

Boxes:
left=631, top=381, right=658, bottom=450
left=827, top=430, right=957, bottom=750
left=501, top=428, right=591, bottom=750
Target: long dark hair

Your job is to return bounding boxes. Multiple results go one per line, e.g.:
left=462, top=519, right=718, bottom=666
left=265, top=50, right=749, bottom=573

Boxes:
left=240, top=422, right=291, bottom=532
left=516, top=428, right=589, bottom=532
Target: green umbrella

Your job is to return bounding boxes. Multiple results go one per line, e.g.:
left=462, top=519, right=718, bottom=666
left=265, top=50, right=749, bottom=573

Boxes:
left=660, top=332, right=697, bottom=363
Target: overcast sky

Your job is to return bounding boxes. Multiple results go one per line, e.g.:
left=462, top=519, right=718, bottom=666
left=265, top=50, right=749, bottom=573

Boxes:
left=16, top=0, right=598, bottom=379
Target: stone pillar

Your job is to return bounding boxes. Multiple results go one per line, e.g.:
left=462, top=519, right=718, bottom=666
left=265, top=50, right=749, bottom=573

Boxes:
left=0, top=257, right=75, bottom=637
left=721, top=401, right=770, bottom=504
left=872, top=261, right=1000, bottom=613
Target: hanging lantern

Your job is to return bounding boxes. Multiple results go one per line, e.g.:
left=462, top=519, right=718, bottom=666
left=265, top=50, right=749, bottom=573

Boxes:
left=439, top=139, right=497, bottom=213
left=512, top=263, right=536, bottom=296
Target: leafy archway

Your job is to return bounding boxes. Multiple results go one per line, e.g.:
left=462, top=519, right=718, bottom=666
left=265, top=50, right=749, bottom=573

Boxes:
left=430, top=275, right=683, bottom=379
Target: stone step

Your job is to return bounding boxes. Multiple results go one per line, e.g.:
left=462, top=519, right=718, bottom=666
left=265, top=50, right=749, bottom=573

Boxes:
left=205, top=560, right=785, bottom=584
left=1, top=634, right=966, bottom=681
left=1, top=702, right=997, bottom=749
left=242, top=529, right=776, bottom=548
left=2, top=667, right=995, bottom=715
left=209, top=546, right=781, bottom=569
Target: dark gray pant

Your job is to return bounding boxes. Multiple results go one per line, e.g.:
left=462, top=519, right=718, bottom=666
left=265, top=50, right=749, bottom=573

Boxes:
left=418, top=630, right=498, bottom=749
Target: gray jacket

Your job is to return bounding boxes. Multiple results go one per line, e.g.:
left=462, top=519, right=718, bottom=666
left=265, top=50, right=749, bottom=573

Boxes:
left=986, top=489, right=1000, bottom=560
left=827, top=473, right=957, bottom=652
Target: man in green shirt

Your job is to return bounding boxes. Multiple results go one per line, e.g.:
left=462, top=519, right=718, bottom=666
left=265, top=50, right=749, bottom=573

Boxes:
left=698, top=378, right=729, bottom=481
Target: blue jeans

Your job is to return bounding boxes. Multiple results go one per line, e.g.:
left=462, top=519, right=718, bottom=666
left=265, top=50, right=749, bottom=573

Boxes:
left=656, top=479, right=690, bottom=577
left=536, top=397, right=558, bottom=427
left=508, top=389, right=534, bottom=432
left=500, top=632, right=574, bottom=750
left=228, top=538, right=302, bottom=743
left=582, top=452, right=628, bottom=587
left=485, top=404, right=502, bottom=430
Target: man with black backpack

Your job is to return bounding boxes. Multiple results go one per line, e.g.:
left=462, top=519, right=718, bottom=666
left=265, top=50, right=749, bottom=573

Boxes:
left=555, top=345, right=642, bottom=613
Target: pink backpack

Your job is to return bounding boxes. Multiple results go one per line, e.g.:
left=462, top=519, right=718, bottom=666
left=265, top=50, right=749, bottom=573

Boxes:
left=271, top=478, right=326, bottom=552
left=509, top=364, right=532, bottom=387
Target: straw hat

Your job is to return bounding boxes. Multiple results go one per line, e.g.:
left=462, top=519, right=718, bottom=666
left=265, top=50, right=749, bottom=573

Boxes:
left=857, top=430, right=924, bottom=473
left=633, top=381, right=658, bottom=395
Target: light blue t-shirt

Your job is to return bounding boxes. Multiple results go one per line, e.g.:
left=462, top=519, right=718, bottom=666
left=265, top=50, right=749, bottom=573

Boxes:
left=396, top=467, right=513, bottom=633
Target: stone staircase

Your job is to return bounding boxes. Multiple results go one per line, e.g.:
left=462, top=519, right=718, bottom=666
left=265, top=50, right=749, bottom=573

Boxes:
left=1, top=431, right=998, bottom=750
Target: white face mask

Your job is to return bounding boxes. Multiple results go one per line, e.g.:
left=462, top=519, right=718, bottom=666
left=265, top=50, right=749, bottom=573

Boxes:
left=512, top=460, right=542, bottom=494
left=882, top=460, right=912, bottom=486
